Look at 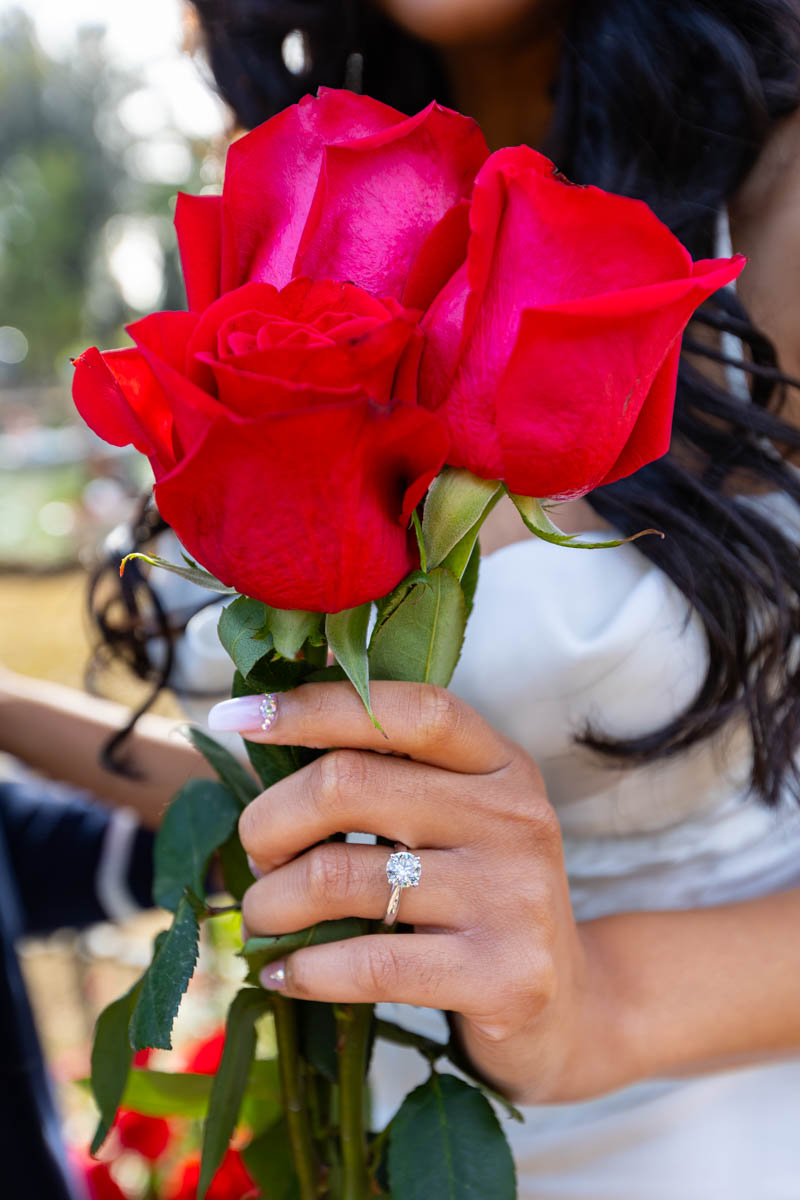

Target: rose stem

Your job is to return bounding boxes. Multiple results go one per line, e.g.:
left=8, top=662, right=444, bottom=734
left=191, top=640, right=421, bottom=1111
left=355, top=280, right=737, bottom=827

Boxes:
left=272, top=995, right=319, bottom=1200
left=335, top=1002, right=372, bottom=1200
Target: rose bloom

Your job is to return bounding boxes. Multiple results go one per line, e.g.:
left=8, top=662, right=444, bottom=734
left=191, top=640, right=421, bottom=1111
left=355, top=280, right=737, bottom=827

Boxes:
left=72, top=89, right=488, bottom=613
left=70, top=1151, right=128, bottom=1200
left=419, top=146, right=745, bottom=497
left=114, top=1108, right=172, bottom=1161
left=184, top=1029, right=225, bottom=1075
left=163, top=1149, right=257, bottom=1200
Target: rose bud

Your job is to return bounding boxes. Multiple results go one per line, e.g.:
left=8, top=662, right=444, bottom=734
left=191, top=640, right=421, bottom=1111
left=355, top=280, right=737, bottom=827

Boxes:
left=420, top=146, right=746, bottom=499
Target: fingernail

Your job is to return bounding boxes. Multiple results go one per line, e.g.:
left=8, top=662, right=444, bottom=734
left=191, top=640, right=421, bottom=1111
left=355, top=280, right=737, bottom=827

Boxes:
left=246, top=855, right=264, bottom=880
left=260, top=961, right=287, bottom=991
left=208, top=693, right=278, bottom=733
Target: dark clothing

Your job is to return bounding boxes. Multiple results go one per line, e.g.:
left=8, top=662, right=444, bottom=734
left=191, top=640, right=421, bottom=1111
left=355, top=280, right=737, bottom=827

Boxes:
left=0, top=779, right=154, bottom=1200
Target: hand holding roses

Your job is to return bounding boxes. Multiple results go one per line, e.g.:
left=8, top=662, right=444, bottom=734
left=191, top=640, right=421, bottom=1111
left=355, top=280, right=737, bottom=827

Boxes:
left=217, top=681, right=625, bottom=1105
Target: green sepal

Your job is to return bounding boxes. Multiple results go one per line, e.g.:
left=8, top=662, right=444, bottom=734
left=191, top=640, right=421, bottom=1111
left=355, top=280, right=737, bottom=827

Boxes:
left=422, top=468, right=502, bottom=569
left=388, top=1074, right=516, bottom=1200
left=266, top=607, right=323, bottom=661
left=153, top=780, right=240, bottom=913
left=119, top=551, right=236, bottom=593
left=459, top=537, right=481, bottom=620
left=325, top=603, right=381, bottom=730
left=218, top=598, right=273, bottom=678
left=241, top=918, right=369, bottom=984
left=369, top=567, right=466, bottom=688
left=181, top=726, right=259, bottom=808
left=89, top=979, right=142, bottom=1154
left=129, top=897, right=200, bottom=1051
left=511, top=494, right=663, bottom=549
left=198, top=988, right=273, bottom=1200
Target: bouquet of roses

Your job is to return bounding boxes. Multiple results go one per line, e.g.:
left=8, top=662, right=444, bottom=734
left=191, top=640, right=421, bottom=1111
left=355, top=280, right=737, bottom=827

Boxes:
left=73, top=89, right=742, bottom=1200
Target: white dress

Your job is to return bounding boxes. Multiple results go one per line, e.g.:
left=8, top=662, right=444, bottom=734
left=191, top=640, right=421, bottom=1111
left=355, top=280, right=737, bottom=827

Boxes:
left=367, top=502, right=800, bottom=1200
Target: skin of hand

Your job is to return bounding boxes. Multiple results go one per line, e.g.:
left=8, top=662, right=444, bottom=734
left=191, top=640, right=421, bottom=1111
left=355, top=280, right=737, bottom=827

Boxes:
left=220, top=679, right=800, bottom=1105
left=224, top=679, right=625, bottom=1104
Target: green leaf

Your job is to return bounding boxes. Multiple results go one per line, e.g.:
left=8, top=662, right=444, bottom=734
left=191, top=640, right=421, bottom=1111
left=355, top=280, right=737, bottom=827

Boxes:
left=369, top=568, right=466, bottom=688
left=266, top=607, right=322, bottom=661
left=129, top=898, right=200, bottom=1051
left=218, top=832, right=255, bottom=902
left=510, top=493, right=663, bottom=550
left=218, top=598, right=273, bottom=678
left=459, top=537, right=481, bottom=621
left=241, top=918, right=368, bottom=983
left=325, top=603, right=380, bottom=729
left=181, top=726, right=260, bottom=808
left=89, top=980, right=142, bottom=1154
left=243, top=1118, right=300, bottom=1200
left=296, top=1000, right=338, bottom=1083
left=112, top=1058, right=279, bottom=1123
left=388, top=1074, right=516, bottom=1200
left=120, top=551, right=236, bottom=593
left=121, top=1068, right=214, bottom=1119
left=373, top=1019, right=522, bottom=1123
left=422, top=469, right=502, bottom=569
left=153, top=781, right=240, bottom=913
left=232, top=672, right=309, bottom=788
left=199, top=989, right=273, bottom=1199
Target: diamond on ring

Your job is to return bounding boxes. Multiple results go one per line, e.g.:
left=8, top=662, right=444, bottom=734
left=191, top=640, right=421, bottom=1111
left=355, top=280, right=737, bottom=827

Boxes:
left=386, top=850, right=422, bottom=889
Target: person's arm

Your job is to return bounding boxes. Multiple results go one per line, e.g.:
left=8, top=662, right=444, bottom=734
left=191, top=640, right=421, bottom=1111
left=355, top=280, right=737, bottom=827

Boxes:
left=0, top=668, right=214, bottom=830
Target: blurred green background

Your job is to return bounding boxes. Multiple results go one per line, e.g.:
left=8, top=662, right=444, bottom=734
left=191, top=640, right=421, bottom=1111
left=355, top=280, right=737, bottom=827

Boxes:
left=0, top=0, right=224, bottom=681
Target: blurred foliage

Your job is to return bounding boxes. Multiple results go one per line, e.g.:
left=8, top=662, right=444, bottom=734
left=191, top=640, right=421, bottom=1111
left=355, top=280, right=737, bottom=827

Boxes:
left=0, top=9, right=210, bottom=386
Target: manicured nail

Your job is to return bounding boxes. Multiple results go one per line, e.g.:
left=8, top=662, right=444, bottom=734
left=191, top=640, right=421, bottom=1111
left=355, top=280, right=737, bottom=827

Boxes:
left=260, top=962, right=287, bottom=991
left=207, top=693, right=278, bottom=733
left=246, top=855, right=264, bottom=880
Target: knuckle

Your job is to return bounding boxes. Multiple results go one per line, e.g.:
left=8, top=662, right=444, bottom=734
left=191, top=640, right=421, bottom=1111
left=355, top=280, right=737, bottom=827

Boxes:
left=314, top=749, right=366, bottom=813
left=418, top=685, right=464, bottom=749
left=356, top=940, right=402, bottom=999
left=306, top=844, right=353, bottom=901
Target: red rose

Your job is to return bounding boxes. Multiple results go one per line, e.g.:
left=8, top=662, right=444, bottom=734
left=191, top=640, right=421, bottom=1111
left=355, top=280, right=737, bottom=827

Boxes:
left=114, top=1109, right=172, bottom=1161
left=185, top=1029, right=225, bottom=1075
left=72, top=276, right=448, bottom=612
left=71, top=1151, right=128, bottom=1200
left=173, top=88, right=487, bottom=309
left=163, top=1149, right=258, bottom=1200
left=420, top=146, right=746, bottom=498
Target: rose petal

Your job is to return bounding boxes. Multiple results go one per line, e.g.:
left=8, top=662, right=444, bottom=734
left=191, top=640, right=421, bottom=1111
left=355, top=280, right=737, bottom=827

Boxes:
left=293, top=102, right=488, bottom=299
left=403, top=198, right=471, bottom=311
left=154, top=398, right=448, bottom=612
left=221, top=89, right=406, bottom=291
left=174, top=192, right=223, bottom=310
left=71, top=346, right=175, bottom=475
left=493, top=259, right=745, bottom=497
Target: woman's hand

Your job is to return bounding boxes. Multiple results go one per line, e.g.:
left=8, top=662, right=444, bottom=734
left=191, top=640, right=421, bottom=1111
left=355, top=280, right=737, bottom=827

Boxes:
left=209, top=681, right=624, bottom=1104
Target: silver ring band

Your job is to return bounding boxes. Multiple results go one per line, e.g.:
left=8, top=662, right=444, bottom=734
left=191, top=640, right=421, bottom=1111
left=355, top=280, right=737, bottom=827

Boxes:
left=383, top=842, right=422, bottom=926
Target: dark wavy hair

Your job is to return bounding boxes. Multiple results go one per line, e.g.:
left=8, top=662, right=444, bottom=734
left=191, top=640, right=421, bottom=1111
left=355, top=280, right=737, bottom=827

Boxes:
left=176, top=2, right=800, bottom=804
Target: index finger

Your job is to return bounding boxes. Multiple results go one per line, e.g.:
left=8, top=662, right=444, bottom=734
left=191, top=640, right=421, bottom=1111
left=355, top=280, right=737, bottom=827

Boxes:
left=207, top=681, right=512, bottom=774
